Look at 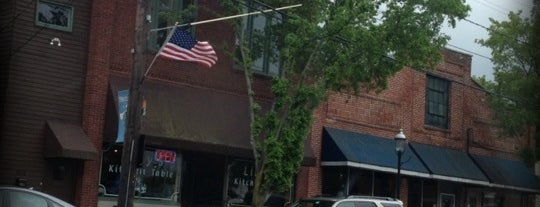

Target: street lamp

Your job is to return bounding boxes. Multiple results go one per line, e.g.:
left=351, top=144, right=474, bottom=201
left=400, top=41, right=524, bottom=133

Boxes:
left=394, top=129, right=407, bottom=199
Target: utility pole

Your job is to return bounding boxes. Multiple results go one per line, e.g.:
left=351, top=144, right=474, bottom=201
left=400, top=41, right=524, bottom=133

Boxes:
left=117, top=0, right=149, bottom=207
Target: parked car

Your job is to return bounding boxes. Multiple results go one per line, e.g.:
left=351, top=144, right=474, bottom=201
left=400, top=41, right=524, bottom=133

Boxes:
left=0, top=186, right=75, bottom=207
left=289, top=195, right=403, bottom=207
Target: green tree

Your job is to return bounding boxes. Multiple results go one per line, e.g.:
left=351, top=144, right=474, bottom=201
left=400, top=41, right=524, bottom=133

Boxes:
left=222, top=1, right=469, bottom=206
left=475, top=2, right=540, bottom=165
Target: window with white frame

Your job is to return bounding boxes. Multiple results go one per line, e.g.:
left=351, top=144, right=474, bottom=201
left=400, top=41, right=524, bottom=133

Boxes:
left=425, top=75, right=450, bottom=129
left=236, top=0, right=282, bottom=76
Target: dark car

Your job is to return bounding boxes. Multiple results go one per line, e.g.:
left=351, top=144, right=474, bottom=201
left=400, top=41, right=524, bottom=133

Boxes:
left=0, top=186, right=75, bottom=207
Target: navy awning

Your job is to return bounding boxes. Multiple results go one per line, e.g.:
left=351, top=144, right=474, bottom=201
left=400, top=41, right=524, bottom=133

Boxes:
left=471, top=154, right=540, bottom=192
left=410, top=143, right=489, bottom=185
left=321, top=127, right=430, bottom=177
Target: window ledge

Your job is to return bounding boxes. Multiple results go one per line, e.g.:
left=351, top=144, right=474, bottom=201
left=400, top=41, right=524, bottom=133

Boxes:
left=423, top=125, right=450, bottom=133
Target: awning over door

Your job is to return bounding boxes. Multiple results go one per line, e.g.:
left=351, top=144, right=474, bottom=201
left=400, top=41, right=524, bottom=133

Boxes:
left=409, top=142, right=489, bottom=185
left=44, top=120, right=98, bottom=160
left=107, top=76, right=315, bottom=166
left=471, top=154, right=540, bottom=193
left=321, top=127, right=430, bottom=176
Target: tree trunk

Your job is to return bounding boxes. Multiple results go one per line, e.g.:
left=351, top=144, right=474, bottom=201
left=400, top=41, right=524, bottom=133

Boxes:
left=251, top=165, right=269, bottom=207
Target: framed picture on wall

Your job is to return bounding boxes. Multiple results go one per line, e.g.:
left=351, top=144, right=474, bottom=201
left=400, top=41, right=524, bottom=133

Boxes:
left=440, top=193, right=455, bottom=207
left=35, top=0, right=74, bottom=32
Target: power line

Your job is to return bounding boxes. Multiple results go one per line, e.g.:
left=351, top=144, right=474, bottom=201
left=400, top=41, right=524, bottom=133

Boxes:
left=3, top=27, right=45, bottom=63
left=447, top=43, right=493, bottom=61
left=463, top=18, right=489, bottom=30
left=470, top=0, right=509, bottom=16
left=461, top=17, right=540, bottom=51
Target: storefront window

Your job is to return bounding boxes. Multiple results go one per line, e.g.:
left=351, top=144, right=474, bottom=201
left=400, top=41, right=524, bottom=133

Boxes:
left=373, top=172, right=394, bottom=197
left=422, top=180, right=437, bottom=207
left=322, top=167, right=348, bottom=196
left=99, top=144, right=182, bottom=200
left=440, top=193, right=455, bottom=207
left=227, top=160, right=255, bottom=206
left=348, top=168, right=372, bottom=196
left=226, top=160, right=287, bottom=207
left=482, top=192, right=503, bottom=207
left=408, top=178, right=422, bottom=207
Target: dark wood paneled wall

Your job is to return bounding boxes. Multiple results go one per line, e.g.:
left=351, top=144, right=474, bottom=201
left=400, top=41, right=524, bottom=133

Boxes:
left=0, top=0, right=92, bottom=202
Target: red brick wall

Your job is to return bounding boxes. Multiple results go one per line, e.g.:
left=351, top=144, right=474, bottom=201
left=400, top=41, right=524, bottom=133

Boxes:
left=78, top=0, right=120, bottom=206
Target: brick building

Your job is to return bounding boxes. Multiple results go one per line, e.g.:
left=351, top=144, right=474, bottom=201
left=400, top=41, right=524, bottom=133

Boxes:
left=298, top=49, right=540, bottom=207
left=1, top=1, right=538, bottom=207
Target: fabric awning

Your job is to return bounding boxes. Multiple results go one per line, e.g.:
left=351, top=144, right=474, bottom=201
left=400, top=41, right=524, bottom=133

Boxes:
left=470, top=154, right=540, bottom=193
left=409, top=142, right=489, bottom=185
left=44, top=120, right=98, bottom=160
left=321, top=127, right=430, bottom=176
left=107, top=76, right=316, bottom=166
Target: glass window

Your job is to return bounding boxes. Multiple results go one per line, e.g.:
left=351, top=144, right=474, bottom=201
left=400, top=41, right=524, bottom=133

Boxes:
left=349, top=168, right=373, bottom=196
left=0, top=190, right=4, bottom=207
left=407, top=178, right=422, bottom=207
left=8, top=191, right=48, bottom=207
left=322, top=167, right=348, bottom=196
left=35, top=0, right=74, bottom=32
left=422, top=180, right=437, bottom=207
left=236, top=0, right=282, bottom=76
left=336, top=201, right=355, bottom=207
left=293, top=200, right=336, bottom=207
left=425, top=75, right=449, bottom=129
left=149, top=0, right=196, bottom=51
left=373, top=172, right=394, bottom=198
left=138, top=149, right=180, bottom=198
left=381, top=203, right=401, bottom=207
left=355, top=201, right=377, bottom=207
left=99, top=144, right=182, bottom=201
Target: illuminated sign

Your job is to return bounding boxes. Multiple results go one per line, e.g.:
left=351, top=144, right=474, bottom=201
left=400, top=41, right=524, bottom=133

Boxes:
left=155, top=149, right=176, bottom=163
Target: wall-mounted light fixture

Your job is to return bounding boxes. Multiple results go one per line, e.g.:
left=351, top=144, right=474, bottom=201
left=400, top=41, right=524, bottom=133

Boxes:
left=50, top=37, right=62, bottom=46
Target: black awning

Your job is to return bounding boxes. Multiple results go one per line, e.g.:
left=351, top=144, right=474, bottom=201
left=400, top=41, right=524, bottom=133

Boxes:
left=321, top=127, right=430, bottom=176
left=107, top=76, right=316, bottom=166
left=410, top=143, right=489, bottom=185
left=44, top=120, right=98, bottom=160
left=471, top=154, right=540, bottom=192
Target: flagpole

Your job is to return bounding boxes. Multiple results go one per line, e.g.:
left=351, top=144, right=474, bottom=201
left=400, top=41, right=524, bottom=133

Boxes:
left=143, top=23, right=179, bottom=79
left=149, top=4, right=302, bottom=32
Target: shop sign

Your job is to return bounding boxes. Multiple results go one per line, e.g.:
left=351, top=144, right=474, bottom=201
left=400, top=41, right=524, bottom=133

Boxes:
left=227, top=160, right=254, bottom=205
left=155, top=149, right=176, bottom=163
left=100, top=147, right=180, bottom=200
left=116, top=90, right=128, bottom=143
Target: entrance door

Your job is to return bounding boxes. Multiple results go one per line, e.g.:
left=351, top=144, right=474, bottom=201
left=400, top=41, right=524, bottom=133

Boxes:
left=181, top=152, right=226, bottom=207
left=43, top=158, right=78, bottom=204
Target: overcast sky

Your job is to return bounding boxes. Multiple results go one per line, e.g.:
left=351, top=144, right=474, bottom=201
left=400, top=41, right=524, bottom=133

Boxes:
left=441, top=0, right=534, bottom=81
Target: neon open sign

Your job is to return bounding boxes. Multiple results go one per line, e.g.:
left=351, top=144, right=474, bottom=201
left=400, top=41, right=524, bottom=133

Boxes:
left=155, top=149, right=176, bottom=163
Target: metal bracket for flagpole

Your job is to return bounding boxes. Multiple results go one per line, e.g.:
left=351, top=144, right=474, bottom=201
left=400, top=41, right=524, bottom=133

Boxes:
left=149, top=4, right=302, bottom=32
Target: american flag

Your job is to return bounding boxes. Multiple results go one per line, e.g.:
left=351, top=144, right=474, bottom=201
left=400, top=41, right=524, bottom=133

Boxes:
left=159, top=27, right=218, bottom=68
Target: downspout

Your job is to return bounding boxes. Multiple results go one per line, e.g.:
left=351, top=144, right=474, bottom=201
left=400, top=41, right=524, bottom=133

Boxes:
left=466, top=128, right=473, bottom=154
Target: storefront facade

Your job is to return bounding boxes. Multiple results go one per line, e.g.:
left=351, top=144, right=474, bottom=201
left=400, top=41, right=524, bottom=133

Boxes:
left=95, top=77, right=315, bottom=207
left=318, top=127, right=538, bottom=207
left=301, top=49, right=540, bottom=207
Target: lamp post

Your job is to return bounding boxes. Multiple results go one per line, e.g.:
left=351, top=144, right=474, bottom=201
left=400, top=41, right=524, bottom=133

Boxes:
left=394, top=129, right=407, bottom=199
